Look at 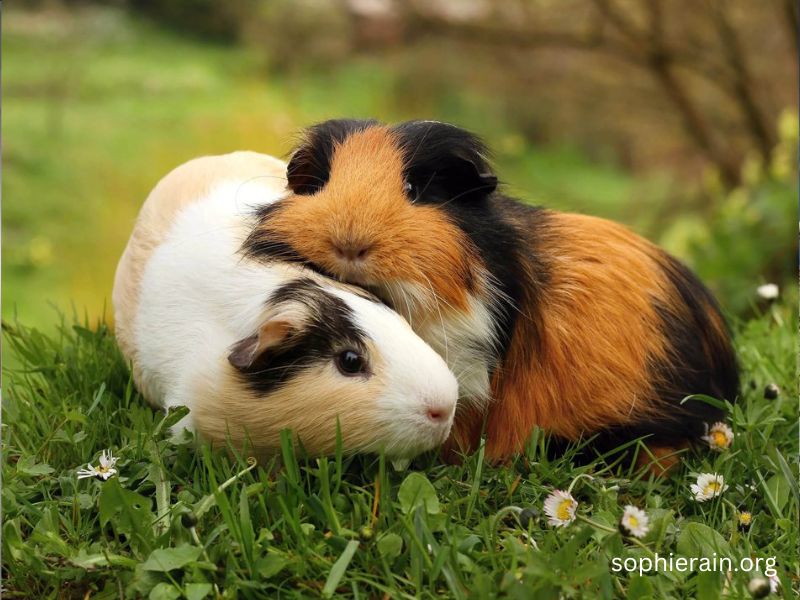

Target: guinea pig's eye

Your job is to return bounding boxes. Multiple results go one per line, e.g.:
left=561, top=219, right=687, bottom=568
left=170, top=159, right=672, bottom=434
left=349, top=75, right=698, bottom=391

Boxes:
left=335, top=350, right=368, bottom=376
left=403, top=180, right=417, bottom=200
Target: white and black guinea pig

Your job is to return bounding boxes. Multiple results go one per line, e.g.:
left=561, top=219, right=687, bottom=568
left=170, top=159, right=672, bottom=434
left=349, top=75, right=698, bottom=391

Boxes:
left=112, top=151, right=459, bottom=459
left=242, top=120, right=740, bottom=472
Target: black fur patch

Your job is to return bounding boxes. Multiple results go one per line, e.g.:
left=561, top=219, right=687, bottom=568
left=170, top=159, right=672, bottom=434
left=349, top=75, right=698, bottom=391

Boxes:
left=233, top=278, right=370, bottom=395
left=649, top=253, right=739, bottom=424
left=241, top=203, right=311, bottom=266
left=286, top=119, right=380, bottom=195
left=391, top=120, right=498, bottom=203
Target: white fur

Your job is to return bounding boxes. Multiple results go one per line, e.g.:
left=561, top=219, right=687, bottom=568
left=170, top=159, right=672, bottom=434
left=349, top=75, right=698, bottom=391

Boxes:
left=376, top=280, right=497, bottom=408
left=133, top=178, right=458, bottom=457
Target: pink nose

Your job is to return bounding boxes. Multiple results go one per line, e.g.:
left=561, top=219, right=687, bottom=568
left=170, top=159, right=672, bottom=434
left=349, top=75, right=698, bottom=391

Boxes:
left=332, top=242, right=371, bottom=262
left=425, top=403, right=453, bottom=423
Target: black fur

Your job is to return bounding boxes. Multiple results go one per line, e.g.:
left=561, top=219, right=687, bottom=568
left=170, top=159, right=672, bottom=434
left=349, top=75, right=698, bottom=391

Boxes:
left=391, top=120, right=498, bottom=203
left=231, top=278, right=370, bottom=395
left=645, top=253, right=739, bottom=434
left=241, top=204, right=311, bottom=265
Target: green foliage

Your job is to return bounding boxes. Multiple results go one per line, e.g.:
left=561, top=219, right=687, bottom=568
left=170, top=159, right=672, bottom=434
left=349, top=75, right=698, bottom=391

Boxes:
left=2, top=297, right=797, bottom=598
left=659, top=110, right=798, bottom=315
left=127, top=0, right=250, bottom=41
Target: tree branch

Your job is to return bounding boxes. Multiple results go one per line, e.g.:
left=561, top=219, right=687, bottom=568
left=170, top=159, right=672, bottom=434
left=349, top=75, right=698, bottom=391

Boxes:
left=710, top=0, right=776, bottom=163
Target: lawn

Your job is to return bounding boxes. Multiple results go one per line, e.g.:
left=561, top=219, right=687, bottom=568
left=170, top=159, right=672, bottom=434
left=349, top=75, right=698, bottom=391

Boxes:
left=2, top=296, right=796, bottom=599
left=3, top=6, right=797, bottom=600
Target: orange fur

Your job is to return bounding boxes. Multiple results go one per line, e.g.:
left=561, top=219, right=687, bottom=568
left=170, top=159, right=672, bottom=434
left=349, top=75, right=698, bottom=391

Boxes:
left=253, top=127, right=477, bottom=312
left=454, top=213, right=683, bottom=460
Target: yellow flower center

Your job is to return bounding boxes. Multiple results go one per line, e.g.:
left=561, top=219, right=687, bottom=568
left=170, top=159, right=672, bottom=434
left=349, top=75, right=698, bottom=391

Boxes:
left=704, top=482, right=721, bottom=495
left=556, top=499, right=574, bottom=520
left=739, top=512, right=752, bottom=525
left=711, top=431, right=728, bottom=447
left=627, top=516, right=639, bottom=527
left=97, top=465, right=111, bottom=474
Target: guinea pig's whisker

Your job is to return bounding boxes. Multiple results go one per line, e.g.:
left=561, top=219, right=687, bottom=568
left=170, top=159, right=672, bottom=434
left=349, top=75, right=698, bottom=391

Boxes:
left=397, top=287, right=415, bottom=329
left=289, top=171, right=329, bottom=185
left=419, top=272, right=449, bottom=363
left=244, top=356, right=308, bottom=378
left=436, top=182, right=499, bottom=210
left=232, top=174, right=290, bottom=211
left=403, top=124, right=435, bottom=167
left=387, top=287, right=410, bottom=327
left=416, top=172, right=438, bottom=201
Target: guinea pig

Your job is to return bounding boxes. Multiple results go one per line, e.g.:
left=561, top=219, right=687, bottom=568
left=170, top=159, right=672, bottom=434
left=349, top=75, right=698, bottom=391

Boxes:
left=241, top=119, right=740, bottom=470
left=112, top=151, right=459, bottom=459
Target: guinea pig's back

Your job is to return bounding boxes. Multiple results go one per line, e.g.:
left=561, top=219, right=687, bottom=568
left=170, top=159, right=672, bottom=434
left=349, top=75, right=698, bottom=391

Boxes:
left=484, top=205, right=738, bottom=458
left=112, top=152, right=287, bottom=400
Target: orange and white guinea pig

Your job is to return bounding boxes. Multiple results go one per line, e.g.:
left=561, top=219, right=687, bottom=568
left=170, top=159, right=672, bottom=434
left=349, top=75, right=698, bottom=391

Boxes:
left=242, top=119, right=740, bottom=469
left=112, top=151, right=459, bottom=458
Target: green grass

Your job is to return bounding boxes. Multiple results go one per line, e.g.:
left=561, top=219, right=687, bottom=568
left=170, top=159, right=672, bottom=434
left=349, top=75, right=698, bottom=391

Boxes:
left=2, top=297, right=796, bottom=599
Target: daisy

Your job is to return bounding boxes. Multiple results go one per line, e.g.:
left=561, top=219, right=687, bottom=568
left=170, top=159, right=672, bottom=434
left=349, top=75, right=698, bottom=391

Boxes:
left=702, top=422, right=734, bottom=451
left=76, top=449, right=118, bottom=480
left=620, top=505, right=650, bottom=538
left=756, top=283, right=779, bottom=300
left=543, top=490, right=577, bottom=527
left=690, top=473, right=728, bottom=502
left=737, top=510, right=753, bottom=532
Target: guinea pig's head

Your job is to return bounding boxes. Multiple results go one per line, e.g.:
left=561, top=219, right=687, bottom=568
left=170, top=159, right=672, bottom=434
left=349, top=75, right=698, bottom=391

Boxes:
left=243, top=119, right=499, bottom=316
left=191, top=277, right=458, bottom=459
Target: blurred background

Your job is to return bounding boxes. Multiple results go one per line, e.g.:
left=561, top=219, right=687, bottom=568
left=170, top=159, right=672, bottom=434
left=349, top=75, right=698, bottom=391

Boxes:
left=4, top=0, right=797, bottom=331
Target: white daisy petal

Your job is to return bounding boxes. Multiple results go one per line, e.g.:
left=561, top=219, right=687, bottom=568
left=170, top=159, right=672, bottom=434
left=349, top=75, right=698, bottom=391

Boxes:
left=75, top=449, right=120, bottom=481
left=620, top=505, right=650, bottom=538
left=76, top=466, right=99, bottom=479
left=543, top=490, right=578, bottom=527
left=691, top=473, right=728, bottom=502
left=98, top=467, right=117, bottom=481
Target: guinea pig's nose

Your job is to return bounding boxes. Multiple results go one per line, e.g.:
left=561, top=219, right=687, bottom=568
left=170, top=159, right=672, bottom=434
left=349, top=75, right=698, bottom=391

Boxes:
left=332, top=241, right=371, bottom=262
left=425, top=401, right=455, bottom=424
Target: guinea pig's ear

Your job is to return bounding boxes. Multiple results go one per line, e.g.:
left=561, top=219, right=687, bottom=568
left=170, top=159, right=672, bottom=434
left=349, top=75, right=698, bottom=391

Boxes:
left=227, top=306, right=306, bottom=371
left=394, top=121, right=498, bottom=202
left=436, top=154, right=498, bottom=202
left=286, top=146, right=325, bottom=196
